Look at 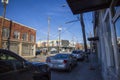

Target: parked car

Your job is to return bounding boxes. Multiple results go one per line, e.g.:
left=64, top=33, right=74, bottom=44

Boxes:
left=0, top=49, right=51, bottom=80
left=46, top=53, right=77, bottom=72
left=71, top=50, right=85, bottom=61
left=35, top=50, right=42, bottom=56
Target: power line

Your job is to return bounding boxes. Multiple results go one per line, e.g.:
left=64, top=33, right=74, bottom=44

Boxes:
left=50, top=22, right=75, bottom=40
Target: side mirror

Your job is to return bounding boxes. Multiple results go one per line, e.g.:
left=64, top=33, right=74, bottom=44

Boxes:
left=22, top=61, right=30, bottom=69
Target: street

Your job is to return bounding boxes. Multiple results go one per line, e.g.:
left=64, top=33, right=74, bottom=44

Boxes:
left=28, top=53, right=103, bottom=80
left=51, top=61, right=102, bottom=80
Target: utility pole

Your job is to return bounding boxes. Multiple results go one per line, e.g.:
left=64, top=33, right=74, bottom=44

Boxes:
left=47, top=17, right=50, bottom=53
left=80, top=14, right=88, bottom=52
left=7, top=20, right=12, bottom=50
left=58, top=27, right=62, bottom=53
left=0, top=0, right=9, bottom=48
left=65, top=14, right=88, bottom=52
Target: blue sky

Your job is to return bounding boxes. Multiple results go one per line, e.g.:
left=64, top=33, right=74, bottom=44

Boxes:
left=0, top=0, right=93, bottom=43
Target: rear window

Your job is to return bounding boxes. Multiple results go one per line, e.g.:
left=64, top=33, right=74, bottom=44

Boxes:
left=77, top=51, right=82, bottom=53
left=55, top=54, right=68, bottom=59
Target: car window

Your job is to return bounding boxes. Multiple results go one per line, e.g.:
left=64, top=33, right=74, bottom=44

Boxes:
left=0, top=52, right=24, bottom=74
left=55, top=54, right=68, bottom=59
left=72, top=51, right=77, bottom=53
left=77, top=51, right=82, bottom=53
left=72, top=51, right=79, bottom=54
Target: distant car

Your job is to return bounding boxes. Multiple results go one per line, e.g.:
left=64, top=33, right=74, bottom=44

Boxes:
left=46, top=53, right=77, bottom=72
left=0, top=49, right=51, bottom=80
left=35, top=50, right=42, bottom=56
left=71, top=50, right=85, bottom=61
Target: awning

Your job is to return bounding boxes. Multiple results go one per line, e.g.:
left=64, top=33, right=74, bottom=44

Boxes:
left=88, top=37, right=99, bottom=41
left=66, top=0, right=120, bottom=14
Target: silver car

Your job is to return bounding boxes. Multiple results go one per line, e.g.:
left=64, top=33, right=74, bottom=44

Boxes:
left=46, top=53, right=77, bottom=72
left=71, top=50, right=85, bottom=61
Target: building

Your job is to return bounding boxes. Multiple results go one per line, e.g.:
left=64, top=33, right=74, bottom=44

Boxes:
left=92, top=6, right=120, bottom=80
left=37, top=39, right=74, bottom=52
left=67, top=0, right=120, bottom=80
left=0, top=17, right=36, bottom=57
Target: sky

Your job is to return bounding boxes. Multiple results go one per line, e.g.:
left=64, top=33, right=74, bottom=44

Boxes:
left=0, top=0, right=93, bottom=43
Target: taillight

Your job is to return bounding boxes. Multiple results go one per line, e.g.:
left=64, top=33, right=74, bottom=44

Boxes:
left=63, top=60, right=67, bottom=64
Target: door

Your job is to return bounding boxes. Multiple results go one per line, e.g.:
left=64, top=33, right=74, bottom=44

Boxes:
left=0, top=51, right=18, bottom=80
left=0, top=50, right=33, bottom=80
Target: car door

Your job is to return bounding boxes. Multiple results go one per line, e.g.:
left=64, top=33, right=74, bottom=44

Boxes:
left=12, top=59, right=33, bottom=80
left=0, top=50, right=33, bottom=80
left=0, top=51, right=18, bottom=80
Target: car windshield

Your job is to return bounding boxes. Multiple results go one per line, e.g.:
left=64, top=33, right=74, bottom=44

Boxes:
left=55, top=54, right=68, bottom=59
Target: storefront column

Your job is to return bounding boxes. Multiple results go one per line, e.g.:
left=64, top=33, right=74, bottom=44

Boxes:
left=109, top=8, right=120, bottom=73
left=19, top=42, right=22, bottom=56
left=33, top=44, right=36, bottom=57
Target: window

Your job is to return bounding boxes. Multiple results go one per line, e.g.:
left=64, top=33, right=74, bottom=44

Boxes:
left=115, top=6, right=120, bottom=14
left=115, top=17, right=120, bottom=52
left=2, top=28, right=9, bottom=38
left=30, top=35, right=34, bottom=42
left=13, top=31, right=20, bottom=39
left=22, top=33, right=28, bottom=41
left=0, top=52, right=23, bottom=74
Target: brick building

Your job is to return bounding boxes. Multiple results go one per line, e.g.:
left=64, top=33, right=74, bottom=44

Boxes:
left=0, top=17, right=36, bottom=57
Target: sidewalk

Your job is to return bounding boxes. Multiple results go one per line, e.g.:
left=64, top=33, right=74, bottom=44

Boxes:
left=87, top=52, right=102, bottom=80
left=76, top=52, right=103, bottom=80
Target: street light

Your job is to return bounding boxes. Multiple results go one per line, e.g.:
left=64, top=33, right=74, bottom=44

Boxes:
left=0, top=0, right=9, bottom=48
left=58, top=27, right=62, bottom=53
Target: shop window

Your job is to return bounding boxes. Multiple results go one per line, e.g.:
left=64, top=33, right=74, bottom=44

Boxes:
left=22, top=44, right=34, bottom=56
left=30, top=35, right=34, bottom=42
left=115, top=17, right=120, bottom=52
left=13, top=31, right=20, bottom=39
left=2, top=28, right=9, bottom=38
left=22, top=33, right=28, bottom=41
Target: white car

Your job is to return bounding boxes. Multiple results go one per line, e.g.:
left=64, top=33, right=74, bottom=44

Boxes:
left=71, top=50, right=85, bottom=61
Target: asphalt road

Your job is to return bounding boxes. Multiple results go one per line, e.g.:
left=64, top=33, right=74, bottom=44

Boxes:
left=51, top=62, right=102, bottom=80
left=28, top=53, right=103, bottom=80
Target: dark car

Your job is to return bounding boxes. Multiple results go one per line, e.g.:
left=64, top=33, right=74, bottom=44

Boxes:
left=35, top=50, right=42, bottom=56
left=0, top=49, right=51, bottom=80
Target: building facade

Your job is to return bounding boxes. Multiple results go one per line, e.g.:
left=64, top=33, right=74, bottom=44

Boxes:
left=37, top=39, right=75, bottom=52
left=93, top=3, right=120, bottom=80
left=0, top=17, right=36, bottom=57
